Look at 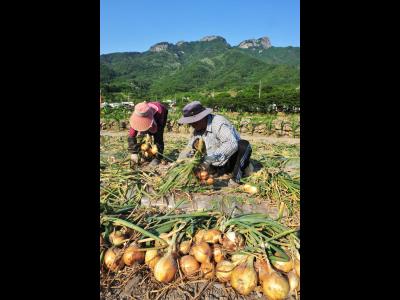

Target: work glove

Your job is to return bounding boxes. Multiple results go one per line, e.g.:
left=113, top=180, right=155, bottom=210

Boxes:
left=200, top=155, right=217, bottom=171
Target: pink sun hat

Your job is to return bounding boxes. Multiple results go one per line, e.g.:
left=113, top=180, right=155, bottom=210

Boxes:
left=129, top=102, right=155, bottom=132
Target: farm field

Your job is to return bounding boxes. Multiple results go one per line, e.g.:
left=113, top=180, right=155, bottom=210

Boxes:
left=100, top=126, right=300, bottom=300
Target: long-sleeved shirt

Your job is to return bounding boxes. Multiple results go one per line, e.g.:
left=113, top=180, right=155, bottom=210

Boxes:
left=128, top=102, right=168, bottom=156
left=179, top=114, right=241, bottom=167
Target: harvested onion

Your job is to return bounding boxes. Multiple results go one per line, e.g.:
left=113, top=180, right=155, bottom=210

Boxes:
left=109, top=231, right=126, bottom=246
left=242, top=184, right=258, bottom=194
left=272, top=252, right=293, bottom=273
left=194, top=229, right=206, bottom=244
left=231, top=253, right=249, bottom=264
left=154, top=234, right=178, bottom=283
left=191, top=242, right=212, bottom=263
left=200, top=171, right=208, bottom=180
left=215, top=260, right=235, bottom=282
left=141, top=143, right=150, bottom=151
left=288, top=270, right=300, bottom=293
left=104, top=247, right=124, bottom=272
left=230, top=256, right=258, bottom=296
left=221, top=231, right=245, bottom=251
left=212, top=244, right=224, bottom=263
left=149, top=145, right=158, bottom=155
left=206, top=177, right=214, bottom=185
left=255, top=258, right=271, bottom=283
left=179, top=255, right=200, bottom=276
left=201, top=260, right=215, bottom=279
left=179, top=240, right=192, bottom=255
left=123, top=243, right=145, bottom=266
left=145, top=249, right=161, bottom=271
left=203, top=229, right=222, bottom=244
left=261, top=257, right=290, bottom=300
left=294, top=258, right=300, bottom=277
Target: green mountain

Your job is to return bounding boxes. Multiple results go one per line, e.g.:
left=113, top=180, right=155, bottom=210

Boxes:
left=100, top=35, right=300, bottom=103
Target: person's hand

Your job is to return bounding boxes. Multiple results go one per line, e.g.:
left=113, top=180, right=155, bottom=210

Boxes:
left=187, top=149, right=196, bottom=158
left=130, top=154, right=139, bottom=164
left=191, top=138, right=200, bottom=150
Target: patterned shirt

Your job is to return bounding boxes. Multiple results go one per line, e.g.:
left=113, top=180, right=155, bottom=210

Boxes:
left=179, top=114, right=242, bottom=166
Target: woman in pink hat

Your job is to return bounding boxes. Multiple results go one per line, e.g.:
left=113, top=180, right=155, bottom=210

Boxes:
left=128, top=101, right=168, bottom=166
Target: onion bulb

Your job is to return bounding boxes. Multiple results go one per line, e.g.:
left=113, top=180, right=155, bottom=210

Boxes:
left=294, top=258, right=300, bottom=277
left=154, top=234, right=178, bottom=283
left=191, top=242, right=212, bottom=263
left=179, top=255, right=200, bottom=276
left=260, top=257, right=290, bottom=300
left=230, top=256, right=258, bottom=296
left=141, top=143, right=150, bottom=151
left=194, top=229, right=206, bottom=244
left=221, top=231, right=245, bottom=251
left=104, top=247, right=124, bottom=272
left=242, top=184, right=258, bottom=194
left=179, top=240, right=192, bottom=255
left=255, top=258, right=271, bottom=283
left=272, top=252, right=293, bottom=273
left=203, top=229, right=222, bottom=244
left=215, top=260, right=235, bottom=282
left=288, top=270, right=300, bottom=293
left=120, top=227, right=134, bottom=236
left=206, top=177, right=214, bottom=185
left=109, top=230, right=126, bottom=246
left=149, top=145, right=158, bottom=155
left=200, top=171, right=208, bottom=180
left=123, top=243, right=145, bottom=266
left=145, top=249, right=161, bottom=271
left=201, top=260, right=215, bottom=279
left=212, top=244, right=225, bottom=263
left=231, top=253, right=249, bottom=264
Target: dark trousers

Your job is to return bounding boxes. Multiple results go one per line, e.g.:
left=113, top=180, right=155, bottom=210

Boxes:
left=212, top=140, right=252, bottom=182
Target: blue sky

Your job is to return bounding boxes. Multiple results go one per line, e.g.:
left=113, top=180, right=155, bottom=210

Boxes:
left=100, top=0, right=299, bottom=54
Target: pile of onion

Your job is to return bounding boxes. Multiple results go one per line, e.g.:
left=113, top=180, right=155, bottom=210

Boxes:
left=195, top=170, right=214, bottom=185
left=141, top=143, right=158, bottom=158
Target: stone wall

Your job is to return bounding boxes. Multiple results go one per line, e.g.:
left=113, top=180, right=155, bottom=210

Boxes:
left=100, top=116, right=300, bottom=138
